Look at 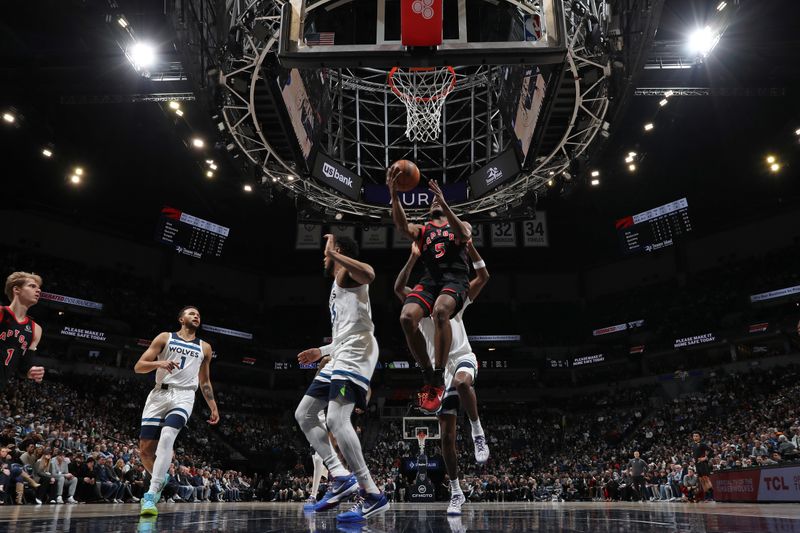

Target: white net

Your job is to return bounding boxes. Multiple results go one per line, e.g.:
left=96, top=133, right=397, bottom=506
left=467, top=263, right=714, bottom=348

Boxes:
left=389, top=66, right=457, bottom=142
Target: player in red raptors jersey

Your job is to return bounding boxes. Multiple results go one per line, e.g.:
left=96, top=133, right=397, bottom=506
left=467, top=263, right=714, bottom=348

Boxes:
left=388, top=169, right=472, bottom=413
left=1, top=272, right=45, bottom=392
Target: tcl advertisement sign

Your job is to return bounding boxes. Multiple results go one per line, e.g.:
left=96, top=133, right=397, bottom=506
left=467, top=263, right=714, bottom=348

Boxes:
left=713, top=465, right=800, bottom=502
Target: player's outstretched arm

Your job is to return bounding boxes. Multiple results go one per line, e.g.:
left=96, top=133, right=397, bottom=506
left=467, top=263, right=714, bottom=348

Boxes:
left=387, top=167, right=422, bottom=240
left=466, top=240, right=490, bottom=301
left=199, top=342, right=219, bottom=425
left=429, top=180, right=471, bottom=243
left=133, top=333, right=175, bottom=374
left=325, top=234, right=375, bottom=285
left=394, top=243, right=420, bottom=302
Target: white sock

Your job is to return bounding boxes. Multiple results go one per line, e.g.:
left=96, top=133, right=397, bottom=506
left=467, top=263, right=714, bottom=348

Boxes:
left=295, top=395, right=350, bottom=479
left=148, top=426, right=180, bottom=494
left=311, top=453, right=327, bottom=497
left=470, top=418, right=484, bottom=438
left=327, top=399, right=379, bottom=495
left=450, top=478, right=462, bottom=495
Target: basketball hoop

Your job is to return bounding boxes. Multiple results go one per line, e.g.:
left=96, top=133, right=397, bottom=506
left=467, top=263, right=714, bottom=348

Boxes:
left=416, top=429, right=428, bottom=452
left=388, top=66, right=457, bottom=142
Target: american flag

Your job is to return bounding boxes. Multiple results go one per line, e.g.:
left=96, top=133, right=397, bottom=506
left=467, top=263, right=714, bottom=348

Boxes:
left=304, top=32, right=335, bottom=46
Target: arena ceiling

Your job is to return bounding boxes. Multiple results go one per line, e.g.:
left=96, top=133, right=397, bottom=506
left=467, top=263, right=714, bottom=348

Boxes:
left=0, top=0, right=799, bottom=272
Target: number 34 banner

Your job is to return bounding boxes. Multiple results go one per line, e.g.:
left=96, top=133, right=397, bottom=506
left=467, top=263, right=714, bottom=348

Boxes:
left=490, top=213, right=548, bottom=248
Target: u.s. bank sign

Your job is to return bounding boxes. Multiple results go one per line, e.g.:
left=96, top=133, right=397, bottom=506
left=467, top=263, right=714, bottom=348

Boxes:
left=312, top=152, right=363, bottom=200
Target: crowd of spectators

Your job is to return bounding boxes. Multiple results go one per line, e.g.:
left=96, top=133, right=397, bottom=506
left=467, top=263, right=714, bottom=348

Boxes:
left=0, top=375, right=253, bottom=505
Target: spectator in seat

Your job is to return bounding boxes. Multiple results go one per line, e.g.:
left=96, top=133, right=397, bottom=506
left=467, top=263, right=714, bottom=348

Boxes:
left=33, top=449, right=55, bottom=504
left=78, top=457, right=102, bottom=502
left=777, top=435, right=797, bottom=458
left=125, top=463, right=146, bottom=499
left=96, top=456, right=122, bottom=503
left=175, top=466, right=196, bottom=502
left=113, top=458, right=139, bottom=503
left=50, top=449, right=78, bottom=504
left=161, top=465, right=180, bottom=503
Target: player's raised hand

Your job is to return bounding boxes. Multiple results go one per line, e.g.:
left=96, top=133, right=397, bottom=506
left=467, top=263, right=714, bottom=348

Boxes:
left=323, top=233, right=336, bottom=256
left=298, top=347, right=323, bottom=364
left=410, top=241, right=421, bottom=257
left=386, top=165, right=401, bottom=194
left=428, top=179, right=446, bottom=203
left=27, top=366, right=45, bottom=382
left=156, top=360, right=179, bottom=373
left=207, top=407, right=220, bottom=425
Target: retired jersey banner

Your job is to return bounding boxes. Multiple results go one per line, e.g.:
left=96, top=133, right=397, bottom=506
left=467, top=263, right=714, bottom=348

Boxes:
left=522, top=213, right=548, bottom=247
left=330, top=225, right=356, bottom=241
left=296, top=224, right=322, bottom=250
left=401, top=0, right=443, bottom=46
left=361, top=225, right=388, bottom=249
left=470, top=223, right=484, bottom=247
left=490, top=222, right=517, bottom=247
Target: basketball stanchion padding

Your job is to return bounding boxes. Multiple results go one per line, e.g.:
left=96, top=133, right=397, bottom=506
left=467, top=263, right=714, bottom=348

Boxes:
left=401, top=0, right=443, bottom=47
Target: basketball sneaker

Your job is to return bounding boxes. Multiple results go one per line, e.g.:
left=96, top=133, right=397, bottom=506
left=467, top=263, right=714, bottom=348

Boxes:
left=313, top=474, right=359, bottom=512
left=139, top=493, right=158, bottom=516
left=336, top=490, right=389, bottom=522
left=418, top=384, right=444, bottom=414
left=303, top=495, right=318, bottom=513
left=446, top=492, right=466, bottom=515
left=473, top=435, right=490, bottom=464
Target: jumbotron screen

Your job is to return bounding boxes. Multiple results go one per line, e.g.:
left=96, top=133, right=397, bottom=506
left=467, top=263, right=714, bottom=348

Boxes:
left=156, top=206, right=229, bottom=259
left=615, top=198, right=692, bottom=255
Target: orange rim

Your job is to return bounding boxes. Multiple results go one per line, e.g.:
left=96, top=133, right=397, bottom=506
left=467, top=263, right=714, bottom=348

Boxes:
left=388, top=66, right=457, bottom=103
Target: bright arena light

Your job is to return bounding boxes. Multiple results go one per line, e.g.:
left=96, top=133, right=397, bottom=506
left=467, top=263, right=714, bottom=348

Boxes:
left=590, top=178, right=600, bottom=186
left=41, top=148, right=53, bottom=158
left=795, top=128, right=800, bottom=136
left=625, top=155, right=634, bottom=164
left=716, top=1, right=727, bottom=11
left=175, top=109, right=184, bottom=117
left=659, top=98, right=668, bottom=107
left=770, top=163, right=781, bottom=173
left=591, top=170, right=600, bottom=177
left=191, top=138, right=204, bottom=148
left=628, top=163, right=637, bottom=172
left=209, top=163, right=217, bottom=170
left=2, top=112, right=14, bottom=123
left=70, top=174, right=81, bottom=184
left=168, top=101, right=180, bottom=110
left=644, top=123, right=654, bottom=132
left=206, top=170, right=213, bottom=178
left=688, top=26, right=720, bottom=57
left=766, top=155, right=776, bottom=164
left=74, top=167, right=84, bottom=176
left=127, top=42, right=156, bottom=70
left=243, top=184, right=253, bottom=192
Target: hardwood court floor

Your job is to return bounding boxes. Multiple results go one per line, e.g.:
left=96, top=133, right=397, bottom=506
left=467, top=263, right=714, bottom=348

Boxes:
left=0, top=501, right=798, bottom=532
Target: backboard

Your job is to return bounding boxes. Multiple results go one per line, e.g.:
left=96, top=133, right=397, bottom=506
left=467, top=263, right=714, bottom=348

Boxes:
left=402, top=416, right=441, bottom=440
left=279, top=0, right=567, bottom=68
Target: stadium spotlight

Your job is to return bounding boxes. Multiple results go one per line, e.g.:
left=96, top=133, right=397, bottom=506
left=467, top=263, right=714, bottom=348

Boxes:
left=175, top=109, right=184, bottom=117
left=663, top=91, right=674, bottom=98
left=770, top=163, right=781, bottom=173
left=2, top=112, right=15, bottom=124
left=41, top=148, right=53, bottom=158
left=644, top=123, right=654, bottom=132
left=191, top=138, right=204, bottom=148
left=74, top=167, right=84, bottom=176
left=766, top=155, right=776, bottom=164
left=271, top=176, right=279, bottom=182
left=117, top=16, right=129, bottom=28
left=69, top=174, right=81, bottom=184
left=205, top=170, right=213, bottom=178
left=243, top=184, right=253, bottom=192
left=334, top=212, right=344, bottom=221
left=168, top=101, right=180, bottom=110
left=591, top=170, right=600, bottom=177
left=716, top=1, right=727, bottom=11
left=688, top=26, right=720, bottom=57
left=625, top=155, right=634, bottom=164
left=287, top=175, right=295, bottom=181
left=628, top=163, right=637, bottom=172
left=547, top=179, right=554, bottom=187
left=795, top=128, right=800, bottom=136
left=209, top=163, right=218, bottom=171
left=590, top=178, right=600, bottom=186
left=659, top=98, right=668, bottom=107
left=127, top=42, right=156, bottom=71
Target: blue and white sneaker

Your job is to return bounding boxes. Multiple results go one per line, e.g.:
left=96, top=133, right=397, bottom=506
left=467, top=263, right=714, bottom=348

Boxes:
left=151, top=473, right=170, bottom=504
left=303, top=495, right=318, bottom=512
left=139, top=493, right=158, bottom=516
left=313, top=475, right=359, bottom=512
left=446, top=492, right=466, bottom=515
left=336, top=491, right=389, bottom=522
left=473, top=435, right=490, bottom=464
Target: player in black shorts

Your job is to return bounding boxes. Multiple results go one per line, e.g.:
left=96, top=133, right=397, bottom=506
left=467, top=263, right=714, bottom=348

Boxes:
left=388, top=169, right=472, bottom=413
left=691, top=431, right=714, bottom=502
left=1, top=272, right=45, bottom=393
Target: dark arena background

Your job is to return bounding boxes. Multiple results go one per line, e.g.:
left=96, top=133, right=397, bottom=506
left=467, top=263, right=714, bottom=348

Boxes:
left=2, top=0, right=800, bottom=532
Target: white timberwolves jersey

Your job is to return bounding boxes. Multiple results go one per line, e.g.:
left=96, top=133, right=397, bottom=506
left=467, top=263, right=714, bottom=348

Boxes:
left=329, top=280, right=374, bottom=344
left=419, top=298, right=473, bottom=363
left=156, top=332, right=204, bottom=389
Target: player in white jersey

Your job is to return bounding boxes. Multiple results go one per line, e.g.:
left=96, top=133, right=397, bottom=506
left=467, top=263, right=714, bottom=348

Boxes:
left=395, top=240, right=490, bottom=515
left=296, top=234, right=389, bottom=522
left=134, top=305, right=219, bottom=516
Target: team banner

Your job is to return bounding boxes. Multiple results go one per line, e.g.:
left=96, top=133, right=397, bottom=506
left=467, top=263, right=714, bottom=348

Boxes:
left=470, top=223, right=484, bottom=247
left=713, top=465, right=800, bottom=502
left=750, top=284, right=800, bottom=303
left=40, top=292, right=103, bottom=311
left=296, top=224, right=322, bottom=250
left=522, top=214, right=548, bottom=247
left=490, top=222, right=517, bottom=247
left=60, top=326, right=107, bottom=342
left=202, top=324, right=253, bottom=340
left=361, top=225, right=388, bottom=249
left=330, top=225, right=356, bottom=241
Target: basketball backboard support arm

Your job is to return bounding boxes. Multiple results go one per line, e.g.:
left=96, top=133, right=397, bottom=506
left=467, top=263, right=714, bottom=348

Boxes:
left=278, top=0, right=568, bottom=69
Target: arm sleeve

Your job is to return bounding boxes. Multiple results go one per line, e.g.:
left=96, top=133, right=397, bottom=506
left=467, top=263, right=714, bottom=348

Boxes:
left=320, top=343, right=335, bottom=356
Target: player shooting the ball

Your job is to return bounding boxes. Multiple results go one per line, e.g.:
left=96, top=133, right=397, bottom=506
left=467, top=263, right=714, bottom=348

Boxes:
left=387, top=163, right=472, bottom=413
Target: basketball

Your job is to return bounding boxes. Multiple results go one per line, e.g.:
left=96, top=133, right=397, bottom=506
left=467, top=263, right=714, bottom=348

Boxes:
left=391, top=159, right=420, bottom=192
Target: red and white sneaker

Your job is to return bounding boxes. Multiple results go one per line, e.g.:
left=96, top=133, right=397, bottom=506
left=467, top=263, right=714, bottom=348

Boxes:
left=418, top=384, right=445, bottom=414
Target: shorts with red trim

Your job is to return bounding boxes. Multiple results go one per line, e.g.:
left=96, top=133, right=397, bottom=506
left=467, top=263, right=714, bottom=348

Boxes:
left=404, top=272, right=469, bottom=318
